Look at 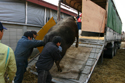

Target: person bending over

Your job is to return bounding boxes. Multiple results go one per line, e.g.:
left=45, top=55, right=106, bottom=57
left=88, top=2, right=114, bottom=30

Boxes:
left=36, top=36, right=62, bottom=83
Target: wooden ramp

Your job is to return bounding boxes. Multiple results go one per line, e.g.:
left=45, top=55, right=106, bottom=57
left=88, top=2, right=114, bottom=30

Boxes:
left=28, top=36, right=105, bottom=83
left=51, top=37, right=105, bottom=83
left=50, top=46, right=92, bottom=79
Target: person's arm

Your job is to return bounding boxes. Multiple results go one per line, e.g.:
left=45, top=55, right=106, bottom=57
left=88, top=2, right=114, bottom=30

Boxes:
left=7, top=48, right=17, bottom=82
left=52, top=49, right=62, bottom=61
left=53, top=48, right=62, bottom=72
left=28, top=40, right=45, bottom=48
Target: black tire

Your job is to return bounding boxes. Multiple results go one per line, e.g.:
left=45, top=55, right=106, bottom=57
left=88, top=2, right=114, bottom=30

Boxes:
left=110, top=46, right=115, bottom=58
left=114, top=44, right=118, bottom=56
left=104, top=43, right=115, bottom=59
left=105, top=47, right=115, bottom=59
left=104, top=47, right=114, bottom=59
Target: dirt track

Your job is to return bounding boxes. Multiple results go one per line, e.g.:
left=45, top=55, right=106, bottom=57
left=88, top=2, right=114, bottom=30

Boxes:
left=22, top=42, right=125, bottom=83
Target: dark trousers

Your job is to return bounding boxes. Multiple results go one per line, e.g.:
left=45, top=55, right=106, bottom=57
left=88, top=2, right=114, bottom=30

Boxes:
left=14, top=62, right=27, bottom=83
left=38, top=70, right=52, bottom=83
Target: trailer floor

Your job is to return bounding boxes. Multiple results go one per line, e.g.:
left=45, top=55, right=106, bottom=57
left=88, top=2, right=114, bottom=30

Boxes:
left=50, top=46, right=92, bottom=79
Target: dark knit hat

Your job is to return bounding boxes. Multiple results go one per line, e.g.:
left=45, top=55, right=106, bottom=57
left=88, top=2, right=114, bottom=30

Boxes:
left=52, top=36, right=62, bottom=44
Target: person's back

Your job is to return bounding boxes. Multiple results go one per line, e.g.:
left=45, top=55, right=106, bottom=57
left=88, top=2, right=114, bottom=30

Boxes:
left=0, top=22, right=16, bottom=83
left=36, top=42, right=61, bottom=71
left=14, top=33, right=44, bottom=63
left=0, top=43, right=16, bottom=83
left=36, top=36, right=62, bottom=83
left=14, top=36, right=41, bottom=61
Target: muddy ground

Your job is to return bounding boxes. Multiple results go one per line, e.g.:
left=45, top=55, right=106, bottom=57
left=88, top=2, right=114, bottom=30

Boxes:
left=22, top=42, right=125, bottom=83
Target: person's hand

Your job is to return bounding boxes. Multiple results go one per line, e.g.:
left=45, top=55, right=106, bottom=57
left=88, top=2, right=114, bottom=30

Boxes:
left=58, top=46, right=62, bottom=52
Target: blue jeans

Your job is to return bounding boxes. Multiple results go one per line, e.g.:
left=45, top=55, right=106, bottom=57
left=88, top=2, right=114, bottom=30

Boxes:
left=14, top=62, right=27, bottom=83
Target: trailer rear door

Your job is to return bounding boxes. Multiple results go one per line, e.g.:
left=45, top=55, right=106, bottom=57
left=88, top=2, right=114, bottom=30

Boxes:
left=82, top=0, right=106, bottom=33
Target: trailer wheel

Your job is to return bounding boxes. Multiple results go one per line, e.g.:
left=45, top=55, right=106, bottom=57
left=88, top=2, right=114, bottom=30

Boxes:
left=109, top=46, right=115, bottom=59
left=104, top=43, right=115, bottom=59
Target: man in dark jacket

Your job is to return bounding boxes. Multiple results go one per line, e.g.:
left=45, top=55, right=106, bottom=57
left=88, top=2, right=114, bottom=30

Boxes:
left=14, top=31, right=45, bottom=83
left=31, top=30, right=38, bottom=39
left=36, top=36, right=62, bottom=83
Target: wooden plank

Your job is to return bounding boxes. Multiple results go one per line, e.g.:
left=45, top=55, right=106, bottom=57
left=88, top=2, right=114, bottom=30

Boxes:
left=91, top=48, right=102, bottom=53
left=53, top=78, right=79, bottom=83
left=35, top=17, right=56, bottom=53
left=78, top=44, right=102, bottom=48
left=82, top=66, right=91, bottom=74
left=79, top=36, right=104, bottom=40
left=89, top=52, right=99, bottom=59
left=64, top=0, right=82, bottom=11
left=86, top=58, right=96, bottom=66
left=82, top=0, right=106, bottom=33
left=79, top=74, right=88, bottom=83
